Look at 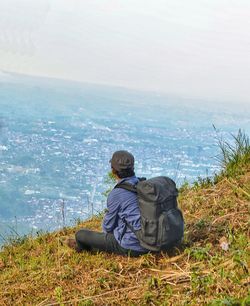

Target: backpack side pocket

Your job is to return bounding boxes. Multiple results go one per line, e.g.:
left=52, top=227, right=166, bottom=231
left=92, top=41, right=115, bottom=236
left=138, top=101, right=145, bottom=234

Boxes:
left=140, top=215, right=158, bottom=246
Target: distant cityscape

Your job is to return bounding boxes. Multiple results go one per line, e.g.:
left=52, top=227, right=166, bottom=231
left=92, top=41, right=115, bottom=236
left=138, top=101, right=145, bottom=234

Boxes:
left=0, top=79, right=249, bottom=242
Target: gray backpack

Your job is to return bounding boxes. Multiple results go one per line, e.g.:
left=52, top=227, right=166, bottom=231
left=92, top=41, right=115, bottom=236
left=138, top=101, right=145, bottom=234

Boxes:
left=116, top=176, right=184, bottom=252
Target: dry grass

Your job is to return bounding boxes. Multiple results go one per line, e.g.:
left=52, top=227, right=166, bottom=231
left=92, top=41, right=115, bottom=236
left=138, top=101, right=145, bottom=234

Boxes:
left=0, top=166, right=249, bottom=305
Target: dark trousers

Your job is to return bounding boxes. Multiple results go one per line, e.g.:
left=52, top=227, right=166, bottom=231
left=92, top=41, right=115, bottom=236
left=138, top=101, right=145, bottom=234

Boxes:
left=75, top=228, right=149, bottom=257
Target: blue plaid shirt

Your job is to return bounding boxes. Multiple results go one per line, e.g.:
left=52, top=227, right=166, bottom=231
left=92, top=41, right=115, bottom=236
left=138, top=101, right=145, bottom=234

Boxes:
left=102, top=176, right=147, bottom=252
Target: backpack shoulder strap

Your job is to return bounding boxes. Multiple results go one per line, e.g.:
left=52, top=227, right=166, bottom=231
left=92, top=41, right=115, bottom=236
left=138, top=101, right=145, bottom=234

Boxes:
left=114, top=182, right=137, bottom=193
left=114, top=177, right=146, bottom=193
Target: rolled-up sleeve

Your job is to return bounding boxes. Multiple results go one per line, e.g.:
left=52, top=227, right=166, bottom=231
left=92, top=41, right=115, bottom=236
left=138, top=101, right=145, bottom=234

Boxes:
left=102, top=190, right=120, bottom=233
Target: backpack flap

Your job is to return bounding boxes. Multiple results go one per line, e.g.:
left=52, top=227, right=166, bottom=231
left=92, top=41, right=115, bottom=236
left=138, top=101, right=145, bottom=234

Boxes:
left=136, top=177, right=178, bottom=203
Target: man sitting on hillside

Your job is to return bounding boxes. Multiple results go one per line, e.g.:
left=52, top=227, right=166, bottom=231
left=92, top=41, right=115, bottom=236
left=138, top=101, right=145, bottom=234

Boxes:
left=67, top=150, right=149, bottom=257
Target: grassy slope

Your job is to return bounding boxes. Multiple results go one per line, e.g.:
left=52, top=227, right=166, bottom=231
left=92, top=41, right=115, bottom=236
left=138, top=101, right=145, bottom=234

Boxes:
left=0, top=157, right=249, bottom=305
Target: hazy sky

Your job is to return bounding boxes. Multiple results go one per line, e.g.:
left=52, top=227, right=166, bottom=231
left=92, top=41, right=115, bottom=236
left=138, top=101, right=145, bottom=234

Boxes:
left=0, top=0, right=250, bottom=104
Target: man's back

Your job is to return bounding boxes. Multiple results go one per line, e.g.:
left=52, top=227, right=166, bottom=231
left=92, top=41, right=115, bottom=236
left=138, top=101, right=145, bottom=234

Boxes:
left=102, top=176, right=147, bottom=252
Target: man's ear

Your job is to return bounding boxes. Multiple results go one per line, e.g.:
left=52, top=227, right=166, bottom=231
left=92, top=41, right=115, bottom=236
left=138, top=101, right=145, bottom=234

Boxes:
left=111, top=168, right=119, bottom=180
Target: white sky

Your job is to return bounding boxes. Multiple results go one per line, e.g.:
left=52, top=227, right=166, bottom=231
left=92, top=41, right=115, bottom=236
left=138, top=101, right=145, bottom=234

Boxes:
left=0, top=0, right=250, bottom=104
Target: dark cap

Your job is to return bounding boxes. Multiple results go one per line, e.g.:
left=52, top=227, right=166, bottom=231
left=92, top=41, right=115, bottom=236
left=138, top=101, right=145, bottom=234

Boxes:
left=110, top=150, right=135, bottom=172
